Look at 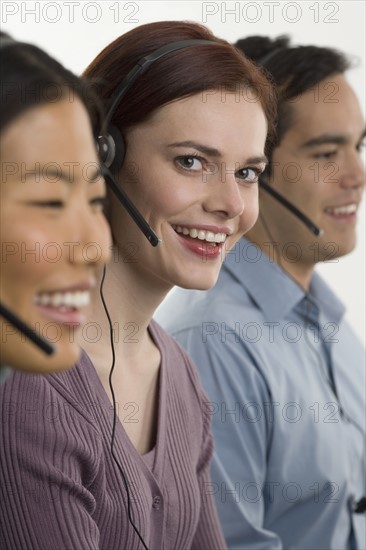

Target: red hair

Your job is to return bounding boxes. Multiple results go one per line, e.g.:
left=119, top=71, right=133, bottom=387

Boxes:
left=84, top=21, right=276, bottom=149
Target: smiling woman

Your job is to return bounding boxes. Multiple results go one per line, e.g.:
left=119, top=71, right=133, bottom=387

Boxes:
left=0, top=33, right=112, bottom=375
left=0, top=21, right=276, bottom=549
left=105, top=89, right=269, bottom=291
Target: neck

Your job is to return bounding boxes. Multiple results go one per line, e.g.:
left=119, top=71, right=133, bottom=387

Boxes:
left=80, top=245, right=171, bottom=371
left=246, top=219, right=315, bottom=291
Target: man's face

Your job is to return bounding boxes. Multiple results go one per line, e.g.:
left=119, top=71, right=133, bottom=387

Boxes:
left=267, top=73, right=365, bottom=263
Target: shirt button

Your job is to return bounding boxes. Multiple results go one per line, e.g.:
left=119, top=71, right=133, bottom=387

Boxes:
left=152, top=496, right=161, bottom=510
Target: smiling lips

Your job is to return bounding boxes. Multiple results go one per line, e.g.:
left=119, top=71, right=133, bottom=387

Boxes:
left=33, top=289, right=91, bottom=326
left=172, top=224, right=228, bottom=243
left=172, top=224, right=230, bottom=259
left=324, top=203, right=358, bottom=221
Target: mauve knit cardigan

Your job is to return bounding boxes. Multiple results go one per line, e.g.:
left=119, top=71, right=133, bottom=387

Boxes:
left=0, top=320, right=227, bottom=550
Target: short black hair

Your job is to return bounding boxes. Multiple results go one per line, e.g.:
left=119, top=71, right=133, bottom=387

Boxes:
left=235, top=35, right=352, bottom=171
left=0, top=32, right=103, bottom=136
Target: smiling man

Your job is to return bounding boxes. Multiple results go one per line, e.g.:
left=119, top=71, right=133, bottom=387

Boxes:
left=156, top=36, right=366, bottom=549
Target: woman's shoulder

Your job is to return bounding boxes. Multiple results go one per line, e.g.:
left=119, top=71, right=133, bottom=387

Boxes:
left=150, top=320, right=213, bottom=466
left=150, top=319, right=206, bottom=404
left=0, top=349, right=103, bottom=427
left=150, top=318, right=196, bottom=369
left=0, top=352, right=104, bottom=516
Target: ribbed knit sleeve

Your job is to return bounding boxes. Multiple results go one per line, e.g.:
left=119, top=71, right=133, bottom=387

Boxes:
left=0, top=369, right=103, bottom=550
left=1, top=323, right=227, bottom=549
left=179, top=346, right=227, bottom=550
left=189, top=398, right=226, bottom=549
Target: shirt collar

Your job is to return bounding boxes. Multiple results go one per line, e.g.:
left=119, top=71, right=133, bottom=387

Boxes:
left=223, top=237, right=345, bottom=323
left=0, top=365, right=13, bottom=384
left=308, top=270, right=345, bottom=324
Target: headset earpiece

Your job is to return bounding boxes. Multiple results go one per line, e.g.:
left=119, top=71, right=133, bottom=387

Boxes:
left=106, top=124, right=125, bottom=173
left=96, top=133, right=114, bottom=168
left=97, top=124, right=125, bottom=173
left=97, top=39, right=217, bottom=175
left=96, top=39, right=218, bottom=249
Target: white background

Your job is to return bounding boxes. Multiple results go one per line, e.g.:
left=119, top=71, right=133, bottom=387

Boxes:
left=2, top=0, right=365, bottom=343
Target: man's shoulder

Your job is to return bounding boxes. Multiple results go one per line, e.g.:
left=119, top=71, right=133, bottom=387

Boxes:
left=155, top=278, right=259, bottom=336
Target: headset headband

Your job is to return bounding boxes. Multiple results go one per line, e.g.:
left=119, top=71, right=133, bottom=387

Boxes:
left=104, top=39, right=218, bottom=127
left=97, top=37, right=219, bottom=246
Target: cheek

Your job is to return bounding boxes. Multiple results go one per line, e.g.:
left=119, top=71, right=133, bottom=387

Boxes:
left=141, top=168, right=189, bottom=212
left=273, top=162, right=316, bottom=208
left=271, top=151, right=307, bottom=190
left=153, top=187, right=191, bottom=217
left=125, top=160, right=195, bottom=214
left=1, top=220, right=58, bottom=285
left=239, top=189, right=260, bottom=233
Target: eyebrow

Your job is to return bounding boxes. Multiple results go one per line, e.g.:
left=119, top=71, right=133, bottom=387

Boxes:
left=301, top=128, right=366, bottom=148
left=168, top=140, right=268, bottom=165
left=22, top=165, right=102, bottom=184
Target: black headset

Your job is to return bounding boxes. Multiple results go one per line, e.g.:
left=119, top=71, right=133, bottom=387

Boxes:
left=257, top=46, right=365, bottom=516
left=255, top=48, right=323, bottom=237
left=96, top=39, right=217, bottom=175
left=97, top=39, right=221, bottom=550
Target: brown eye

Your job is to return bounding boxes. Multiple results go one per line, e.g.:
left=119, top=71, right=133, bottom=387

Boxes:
left=314, top=150, right=337, bottom=159
left=176, top=156, right=203, bottom=170
left=236, top=167, right=261, bottom=183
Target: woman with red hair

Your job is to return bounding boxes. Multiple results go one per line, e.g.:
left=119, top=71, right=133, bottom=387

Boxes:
left=0, top=21, right=276, bottom=549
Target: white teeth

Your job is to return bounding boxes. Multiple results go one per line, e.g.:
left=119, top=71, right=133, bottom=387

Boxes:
left=51, top=293, right=63, bottom=307
left=65, top=293, right=75, bottom=307
left=326, top=204, right=357, bottom=215
left=172, top=224, right=228, bottom=244
left=34, top=290, right=90, bottom=309
left=40, top=294, right=49, bottom=306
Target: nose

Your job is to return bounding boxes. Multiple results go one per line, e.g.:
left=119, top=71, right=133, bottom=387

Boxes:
left=70, top=205, right=112, bottom=268
left=339, top=149, right=365, bottom=190
left=203, top=166, right=245, bottom=219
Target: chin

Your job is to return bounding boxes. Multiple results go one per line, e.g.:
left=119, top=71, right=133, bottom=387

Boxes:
left=317, top=242, right=356, bottom=263
left=334, top=244, right=356, bottom=260
left=3, top=341, right=81, bottom=374
left=173, top=270, right=219, bottom=291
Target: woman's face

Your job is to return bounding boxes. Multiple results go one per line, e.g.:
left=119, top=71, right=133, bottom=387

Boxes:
left=0, top=97, right=112, bottom=373
left=110, top=90, right=267, bottom=290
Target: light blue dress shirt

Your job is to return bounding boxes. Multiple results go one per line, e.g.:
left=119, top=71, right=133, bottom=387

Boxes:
left=155, top=238, right=366, bottom=550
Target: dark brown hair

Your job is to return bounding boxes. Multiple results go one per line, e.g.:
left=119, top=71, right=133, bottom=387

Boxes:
left=84, top=21, right=277, bottom=151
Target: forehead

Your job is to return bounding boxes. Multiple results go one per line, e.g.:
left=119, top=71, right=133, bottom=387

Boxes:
left=283, top=74, right=364, bottom=143
left=0, top=99, right=101, bottom=191
left=1, top=98, right=95, bottom=163
left=129, top=90, right=268, bottom=155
